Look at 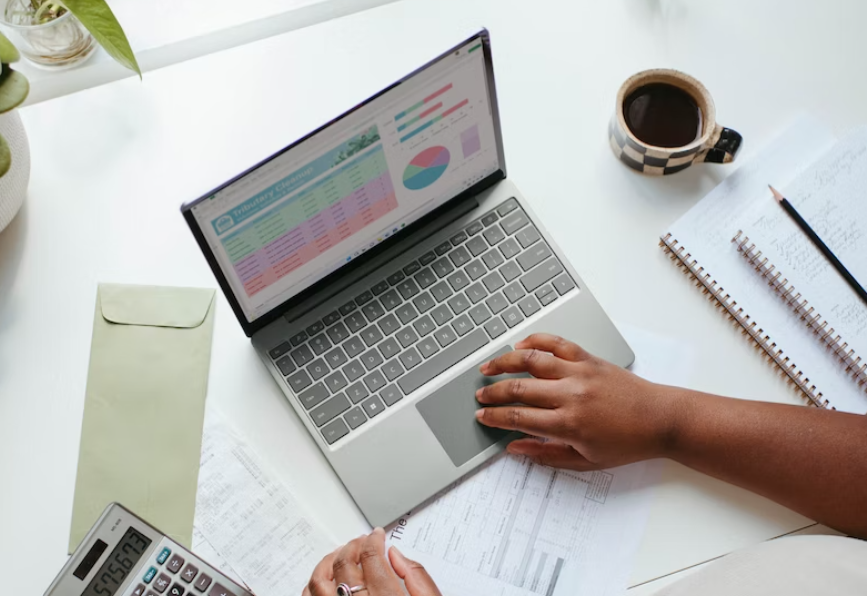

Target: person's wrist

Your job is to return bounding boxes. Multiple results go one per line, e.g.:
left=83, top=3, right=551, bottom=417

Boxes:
left=647, top=384, right=692, bottom=459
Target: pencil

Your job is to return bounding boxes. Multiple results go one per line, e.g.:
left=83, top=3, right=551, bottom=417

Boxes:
left=769, top=185, right=867, bottom=306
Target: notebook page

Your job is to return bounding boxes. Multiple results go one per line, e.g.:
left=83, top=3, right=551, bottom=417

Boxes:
left=665, top=118, right=867, bottom=413
left=741, top=128, right=867, bottom=412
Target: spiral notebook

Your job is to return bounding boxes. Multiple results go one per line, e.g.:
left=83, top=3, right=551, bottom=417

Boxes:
left=660, top=118, right=867, bottom=414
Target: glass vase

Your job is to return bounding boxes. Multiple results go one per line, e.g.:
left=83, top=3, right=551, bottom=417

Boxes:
left=1, top=0, right=96, bottom=69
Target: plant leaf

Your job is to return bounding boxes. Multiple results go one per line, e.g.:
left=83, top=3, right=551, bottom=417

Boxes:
left=0, top=132, right=11, bottom=178
left=0, top=67, right=29, bottom=113
left=60, top=0, right=141, bottom=76
left=0, top=31, right=20, bottom=63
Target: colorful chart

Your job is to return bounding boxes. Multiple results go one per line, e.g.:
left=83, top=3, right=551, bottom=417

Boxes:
left=403, top=146, right=450, bottom=190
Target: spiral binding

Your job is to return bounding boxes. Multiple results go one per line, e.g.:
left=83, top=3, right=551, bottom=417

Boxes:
left=659, top=233, right=830, bottom=409
left=732, top=231, right=867, bottom=392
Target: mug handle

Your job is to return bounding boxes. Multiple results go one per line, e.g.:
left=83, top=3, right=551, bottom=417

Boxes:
left=701, top=125, right=743, bottom=163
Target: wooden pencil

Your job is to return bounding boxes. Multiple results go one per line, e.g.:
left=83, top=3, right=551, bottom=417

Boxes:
left=769, top=184, right=867, bottom=306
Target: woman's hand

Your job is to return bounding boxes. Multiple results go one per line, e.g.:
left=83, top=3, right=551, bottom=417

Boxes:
left=304, top=528, right=442, bottom=596
left=475, top=333, right=684, bottom=470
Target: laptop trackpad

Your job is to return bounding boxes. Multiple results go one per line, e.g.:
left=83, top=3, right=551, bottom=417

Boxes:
left=416, top=347, right=527, bottom=467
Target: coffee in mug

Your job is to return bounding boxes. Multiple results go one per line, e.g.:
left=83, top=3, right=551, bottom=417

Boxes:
left=609, top=69, right=742, bottom=175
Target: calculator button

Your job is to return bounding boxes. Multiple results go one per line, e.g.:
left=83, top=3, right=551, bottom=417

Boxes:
left=156, top=548, right=172, bottom=565
left=194, top=573, right=212, bottom=592
left=166, top=556, right=183, bottom=574
left=146, top=592, right=160, bottom=596
left=207, top=584, right=233, bottom=596
left=154, top=573, right=172, bottom=592
left=169, top=584, right=186, bottom=596
left=180, top=564, right=199, bottom=583
left=144, top=567, right=158, bottom=583
left=132, top=584, right=147, bottom=596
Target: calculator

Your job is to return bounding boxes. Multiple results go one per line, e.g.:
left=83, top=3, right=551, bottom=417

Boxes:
left=45, top=503, right=254, bottom=596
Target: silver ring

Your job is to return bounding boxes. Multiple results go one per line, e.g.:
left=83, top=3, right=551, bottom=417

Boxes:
left=336, top=583, right=366, bottom=596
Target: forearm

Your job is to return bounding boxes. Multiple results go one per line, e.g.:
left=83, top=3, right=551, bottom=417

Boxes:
left=662, top=387, right=867, bottom=538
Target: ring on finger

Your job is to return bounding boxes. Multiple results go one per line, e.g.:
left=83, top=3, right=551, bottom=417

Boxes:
left=336, top=584, right=367, bottom=596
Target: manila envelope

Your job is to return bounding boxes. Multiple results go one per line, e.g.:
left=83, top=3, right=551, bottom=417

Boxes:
left=69, top=283, right=216, bottom=553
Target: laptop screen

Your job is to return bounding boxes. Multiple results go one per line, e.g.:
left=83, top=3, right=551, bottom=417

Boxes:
left=187, top=32, right=502, bottom=326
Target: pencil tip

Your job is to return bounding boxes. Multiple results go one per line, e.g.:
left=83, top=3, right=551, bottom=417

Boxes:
left=768, top=185, right=784, bottom=202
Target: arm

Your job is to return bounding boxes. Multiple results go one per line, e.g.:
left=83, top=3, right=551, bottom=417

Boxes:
left=475, top=334, right=867, bottom=538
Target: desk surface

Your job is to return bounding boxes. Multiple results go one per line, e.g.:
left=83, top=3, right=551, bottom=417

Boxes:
left=2, top=1, right=864, bottom=593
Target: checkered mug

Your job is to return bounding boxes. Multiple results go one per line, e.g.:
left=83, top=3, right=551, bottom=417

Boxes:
left=609, top=69, right=742, bottom=175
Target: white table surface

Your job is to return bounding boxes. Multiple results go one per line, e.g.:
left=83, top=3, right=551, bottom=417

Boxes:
left=1, top=0, right=863, bottom=593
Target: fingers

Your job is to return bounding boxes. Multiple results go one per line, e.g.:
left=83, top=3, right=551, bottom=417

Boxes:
left=480, top=348, right=573, bottom=379
left=306, top=549, right=338, bottom=596
left=475, top=405, right=563, bottom=438
left=389, top=547, right=442, bottom=596
left=476, top=377, right=562, bottom=408
left=358, top=528, right=402, bottom=594
left=507, top=438, right=600, bottom=471
left=514, top=334, right=591, bottom=362
left=332, top=536, right=366, bottom=589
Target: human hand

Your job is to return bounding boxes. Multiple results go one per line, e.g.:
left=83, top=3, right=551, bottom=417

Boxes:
left=303, top=528, right=442, bottom=596
left=475, top=333, right=682, bottom=470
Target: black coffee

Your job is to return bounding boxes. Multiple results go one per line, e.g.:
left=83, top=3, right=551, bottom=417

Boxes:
left=623, top=83, right=702, bottom=147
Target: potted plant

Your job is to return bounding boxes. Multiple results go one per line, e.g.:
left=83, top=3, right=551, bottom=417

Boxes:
left=0, top=0, right=138, bottom=233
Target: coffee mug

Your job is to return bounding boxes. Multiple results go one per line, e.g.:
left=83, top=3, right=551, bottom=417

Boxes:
left=609, top=69, right=742, bottom=175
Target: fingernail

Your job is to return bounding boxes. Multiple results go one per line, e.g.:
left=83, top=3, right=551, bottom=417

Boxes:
left=390, top=545, right=404, bottom=559
left=475, top=409, right=484, bottom=421
left=479, top=362, right=489, bottom=373
left=374, top=526, right=384, bottom=536
left=475, top=388, right=484, bottom=400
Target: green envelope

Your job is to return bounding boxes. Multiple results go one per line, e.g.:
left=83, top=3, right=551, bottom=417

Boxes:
left=69, top=283, right=216, bottom=553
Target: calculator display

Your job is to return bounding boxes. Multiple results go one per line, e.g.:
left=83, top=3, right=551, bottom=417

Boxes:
left=81, top=527, right=152, bottom=596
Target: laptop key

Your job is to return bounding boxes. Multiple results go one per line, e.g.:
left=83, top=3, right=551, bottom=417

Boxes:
left=380, top=384, right=403, bottom=406
left=382, top=359, right=405, bottom=381
left=501, top=210, right=530, bottom=235
left=417, top=337, right=440, bottom=359
left=403, top=261, right=421, bottom=276
left=465, top=283, right=488, bottom=304
left=395, top=303, right=419, bottom=325
left=321, top=419, right=349, bottom=445
left=378, top=337, right=401, bottom=360
left=343, top=360, right=365, bottom=382
left=398, top=328, right=490, bottom=395
left=497, top=198, right=519, bottom=217
left=484, top=316, right=507, bottom=339
left=434, top=241, right=452, bottom=256
left=448, top=293, right=470, bottom=314
left=434, top=325, right=457, bottom=348
left=466, top=220, right=484, bottom=236
left=387, top=271, right=405, bottom=286
left=362, top=300, right=386, bottom=322
left=466, top=235, right=488, bottom=257
left=466, top=259, right=487, bottom=280
left=309, top=334, right=332, bottom=355
left=520, top=257, right=564, bottom=292
left=432, top=257, right=455, bottom=278
left=269, top=342, right=292, bottom=359
left=413, top=314, right=436, bottom=337
left=518, top=295, right=542, bottom=317
left=338, top=301, right=357, bottom=316
left=346, top=382, right=369, bottom=404
left=553, top=273, right=576, bottom=295
left=290, top=332, right=308, bottom=347
left=452, top=314, right=474, bottom=337
left=419, top=251, right=437, bottom=266
left=504, top=282, right=526, bottom=303
left=396, top=327, right=419, bottom=348
left=483, top=224, right=506, bottom=245
left=275, top=356, right=296, bottom=376
left=362, top=395, right=386, bottom=419
left=311, top=394, right=350, bottom=427
left=343, top=336, right=365, bottom=358
left=516, top=225, right=541, bottom=248
left=430, top=304, right=454, bottom=326
left=361, top=348, right=384, bottom=371
left=298, top=383, right=329, bottom=410
left=499, top=238, right=521, bottom=260
left=324, top=370, right=348, bottom=393
left=469, top=304, right=492, bottom=325
left=326, top=322, right=350, bottom=344
left=396, top=279, right=420, bottom=300
left=291, top=345, right=314, bottom=367
left=308, top=359, right=329, bottom=380
left=430, top=281, right=454, bottom=302
left=500, top=261, right=522, bottom=282
left=355, top=290, right=373, bottom=306
left=379, top=289, right=401, bottom=311
left=305, top=321, right=325, bottom=336
left=412, top=292, right=436, bottom=314
left=361, top=326, right=384, bottom=347
left=482, top=271, right=505, bottom=292
left=414, top=268, right=437, bottom=289
left=517, top=243, right=552, bottom=272
left=447, top=270, right=470, bottom=291
left=449, top=246, right=471, bottom=267
left=371, top=280, right=390, bottom=295
left=481, top=212, right=499, bottom=227
left=363, top=370, right=387, bottom=393
left=324, top=347, right=348, bottom=369
left=501, top=306, right=524, bottom=328
left=450, top=231, right=468, bottom=246
left=345, top=312, right=368, bottom=333
left=287, top=370, right=312, bottom=393
left=399, top=347, right=422, bottom=370
left=378, top=313, right=401, bottom=335
left=486, top=292, right=509, bottom=314
left=322, top=311, right=341, bottom=326
left=344, top=407, right=367, bottom=429
left=482, top=248, right=505, bottom=270
left=536, top=284, right=558, bottom=306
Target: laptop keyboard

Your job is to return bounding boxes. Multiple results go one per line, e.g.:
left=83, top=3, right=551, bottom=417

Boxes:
left=267, top=198, right=577, bottom=445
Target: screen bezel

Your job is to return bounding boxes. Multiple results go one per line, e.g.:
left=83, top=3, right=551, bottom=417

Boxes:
left=181, top=29, right=506, bottom=337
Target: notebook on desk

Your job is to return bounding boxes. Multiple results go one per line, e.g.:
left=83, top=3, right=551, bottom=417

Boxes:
left=660, top=118, right=867, bottom=413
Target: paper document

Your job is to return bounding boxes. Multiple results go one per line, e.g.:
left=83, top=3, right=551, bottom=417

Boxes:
left=387, top=324, right=681, bottom=596
left=194, top=414, right=335, bottom=596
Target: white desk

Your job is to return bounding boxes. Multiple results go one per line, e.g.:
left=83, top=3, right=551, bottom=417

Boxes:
left=1, top=1, right=862, bottom=593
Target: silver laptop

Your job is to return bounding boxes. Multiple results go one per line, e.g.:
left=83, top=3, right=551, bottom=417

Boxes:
left=182, top=30, right=633, bottom=527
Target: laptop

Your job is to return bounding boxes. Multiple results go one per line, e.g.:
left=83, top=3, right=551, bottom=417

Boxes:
left=182, top=29, right=634, bottom=527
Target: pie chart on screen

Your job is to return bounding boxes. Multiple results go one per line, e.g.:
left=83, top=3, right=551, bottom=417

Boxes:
left=403, top=146, right=450, bottom=190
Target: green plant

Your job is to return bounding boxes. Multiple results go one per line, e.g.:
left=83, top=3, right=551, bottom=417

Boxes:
left=0, top=31, right=28, bottom=176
